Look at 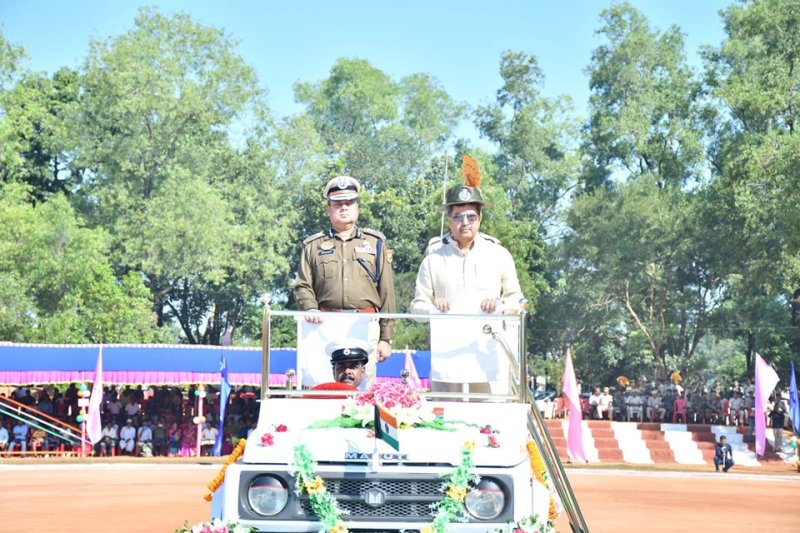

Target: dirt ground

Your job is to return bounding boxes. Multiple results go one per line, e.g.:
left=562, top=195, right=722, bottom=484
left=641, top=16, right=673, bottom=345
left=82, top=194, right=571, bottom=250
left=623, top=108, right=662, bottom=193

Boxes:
left=0, top=459, right=797, bottom=532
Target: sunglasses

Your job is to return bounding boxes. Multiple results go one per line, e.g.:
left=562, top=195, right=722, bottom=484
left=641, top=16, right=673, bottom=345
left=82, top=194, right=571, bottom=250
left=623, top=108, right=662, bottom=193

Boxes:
left=450, top=213, right=479, bottom=224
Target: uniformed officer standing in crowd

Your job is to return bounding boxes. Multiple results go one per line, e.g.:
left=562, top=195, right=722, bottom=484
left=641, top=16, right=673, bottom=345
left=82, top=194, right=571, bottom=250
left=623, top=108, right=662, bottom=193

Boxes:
left=294, top=176, right=396, bottom=385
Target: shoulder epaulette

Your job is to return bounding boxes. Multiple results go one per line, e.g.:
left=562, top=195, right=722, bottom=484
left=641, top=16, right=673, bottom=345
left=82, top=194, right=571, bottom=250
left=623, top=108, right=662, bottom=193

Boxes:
left=479, top=233, right=501, bottom=245
left=361, top=228, right=387, bottom=241
left=302, top=231, right=326, bottom=245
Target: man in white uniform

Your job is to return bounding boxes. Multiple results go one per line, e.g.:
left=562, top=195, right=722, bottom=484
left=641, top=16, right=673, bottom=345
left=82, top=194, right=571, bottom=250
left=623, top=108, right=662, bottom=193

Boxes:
left=118, top=419, right=136, bottom=455
left=410, top=184, right=523, bottom=394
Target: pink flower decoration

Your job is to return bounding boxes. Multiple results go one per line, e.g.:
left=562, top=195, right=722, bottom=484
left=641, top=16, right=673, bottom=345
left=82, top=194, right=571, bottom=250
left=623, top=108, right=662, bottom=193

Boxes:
left=480, top=425, right=493, bottom=434
left=488, top=435, right=500, bottom=448
left=275, top=424, right=288, bottom=432
left=355, top=382, right=421, bottom=409
left=260, top=433, right=274, bottom=446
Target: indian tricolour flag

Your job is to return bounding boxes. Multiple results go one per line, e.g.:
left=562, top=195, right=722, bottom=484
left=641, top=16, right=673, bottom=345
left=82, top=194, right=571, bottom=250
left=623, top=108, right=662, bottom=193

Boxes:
left=374, top=404, right=400, bottom=451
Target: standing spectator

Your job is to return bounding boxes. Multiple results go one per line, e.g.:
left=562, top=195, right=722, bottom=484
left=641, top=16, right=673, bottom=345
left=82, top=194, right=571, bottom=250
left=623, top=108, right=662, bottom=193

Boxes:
left=746, top=391, right=756, bottom=442
left=118, top=419, right=136, bottom=455
left=124, top=397, right=142, bottom=426
left=770, top=399, right=785, bottom=452
left=714, top=435, right=734, bottom=472
left=106, top=393, right=123, bottom=425
left=8, top=420, right=29, bottom=454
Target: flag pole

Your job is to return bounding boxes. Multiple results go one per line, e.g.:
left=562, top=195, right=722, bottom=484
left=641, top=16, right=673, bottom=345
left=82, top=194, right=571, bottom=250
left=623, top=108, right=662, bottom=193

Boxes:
left=439, top=154, right=449, bottom=239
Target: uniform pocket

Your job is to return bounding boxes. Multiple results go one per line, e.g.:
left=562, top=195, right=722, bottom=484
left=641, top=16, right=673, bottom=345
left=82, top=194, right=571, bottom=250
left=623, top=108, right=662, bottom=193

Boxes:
left=320, top=257, right=339, bottom=279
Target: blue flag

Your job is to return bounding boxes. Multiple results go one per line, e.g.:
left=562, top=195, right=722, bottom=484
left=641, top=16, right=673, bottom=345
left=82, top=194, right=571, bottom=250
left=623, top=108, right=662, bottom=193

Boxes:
left=789, top=360, right=800, bottom=434
left=214, top=326, right=233, bottom=457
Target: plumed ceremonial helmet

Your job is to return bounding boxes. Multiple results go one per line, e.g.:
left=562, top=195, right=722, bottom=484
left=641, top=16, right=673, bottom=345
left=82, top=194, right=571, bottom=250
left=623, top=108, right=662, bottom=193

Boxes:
left=325, top=339, right=371, bottom=365
left=324, top=176, right=361, bottom=201
left=442, top=184, right=491, bottom=209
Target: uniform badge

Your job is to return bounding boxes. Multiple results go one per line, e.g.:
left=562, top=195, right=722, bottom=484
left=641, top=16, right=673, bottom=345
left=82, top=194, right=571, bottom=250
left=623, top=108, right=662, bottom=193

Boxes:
left=336, top=177, right=348, bottom=189
left=458, top=187, right=471, bottom=201
left=355, top=241, right=375, bottom=255
left=319, top=241, right=334, bottom=251
left=385, top=249, right=393, bottom=264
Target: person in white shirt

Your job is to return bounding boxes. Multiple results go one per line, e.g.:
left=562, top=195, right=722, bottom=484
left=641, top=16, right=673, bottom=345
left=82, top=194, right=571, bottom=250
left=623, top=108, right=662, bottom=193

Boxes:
left=597, top=387, right=614, bottom=420
left=0, top=423, right=9, bottom=453
left=200, top=423, right=218, bottom=456
left=99, top=420, right=118, bottom=457
left=410, top=184, right=523, bottom=395
left=118, top=419, right=136, bottom=455
left=136, top=420, right=153, bottom=456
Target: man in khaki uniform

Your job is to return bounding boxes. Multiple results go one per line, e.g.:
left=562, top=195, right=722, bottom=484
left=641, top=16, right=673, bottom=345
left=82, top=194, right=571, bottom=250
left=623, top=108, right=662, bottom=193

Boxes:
left=294, top=176, right=396, bottom=385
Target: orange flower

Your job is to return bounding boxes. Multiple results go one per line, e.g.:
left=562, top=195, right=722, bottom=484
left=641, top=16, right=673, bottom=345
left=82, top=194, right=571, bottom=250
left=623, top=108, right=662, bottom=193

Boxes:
left=549, top=495, right=557, bottom=520
left=203, top=493, right=213, bottom=502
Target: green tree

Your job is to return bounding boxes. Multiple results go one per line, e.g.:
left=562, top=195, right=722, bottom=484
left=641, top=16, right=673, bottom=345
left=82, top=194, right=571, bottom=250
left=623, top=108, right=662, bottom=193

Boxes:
left=0, top=184, right=168, bottom=343
left=703, top=0, right=800, bottom=373
left=71, top=7, right=294, bottom=344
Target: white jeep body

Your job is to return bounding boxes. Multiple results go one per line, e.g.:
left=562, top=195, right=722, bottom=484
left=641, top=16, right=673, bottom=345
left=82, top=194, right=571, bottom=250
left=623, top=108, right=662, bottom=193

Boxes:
left=213, top=397, right=549, bottom=532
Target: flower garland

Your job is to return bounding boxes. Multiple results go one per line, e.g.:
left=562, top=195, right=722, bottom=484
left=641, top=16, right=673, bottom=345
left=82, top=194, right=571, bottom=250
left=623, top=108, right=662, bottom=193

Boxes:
left=422, top=440, right=480, bottom=533
left=174, top=518, right=255, bottom=533
left=204, top=438, right=247, bottom=502
left=292, top=444, right=348, bottom=533
left=526, top=440, right=558, bottom=526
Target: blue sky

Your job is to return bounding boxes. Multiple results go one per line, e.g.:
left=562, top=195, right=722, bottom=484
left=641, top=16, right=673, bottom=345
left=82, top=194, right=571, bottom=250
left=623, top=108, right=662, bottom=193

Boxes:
left=2, top=1, right=731, bottom=130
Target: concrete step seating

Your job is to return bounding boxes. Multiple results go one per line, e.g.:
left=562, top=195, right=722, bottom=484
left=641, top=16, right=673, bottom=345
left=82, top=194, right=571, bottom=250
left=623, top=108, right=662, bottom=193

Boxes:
left=543, top=419, right=786, bottom=468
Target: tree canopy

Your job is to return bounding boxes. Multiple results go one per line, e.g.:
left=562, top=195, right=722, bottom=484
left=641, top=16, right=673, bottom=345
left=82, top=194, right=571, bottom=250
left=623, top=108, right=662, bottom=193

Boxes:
left=1, top=1, right=798, bottom=389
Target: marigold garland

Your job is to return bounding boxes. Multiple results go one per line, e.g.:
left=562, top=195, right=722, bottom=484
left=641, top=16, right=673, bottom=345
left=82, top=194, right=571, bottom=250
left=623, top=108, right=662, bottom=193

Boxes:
left=424, top=440, right=480, bottom=533
left=292, top=444, right=348, bottom=533
left=204, top=438, right=247, bottom=501
left=526, top=440, right=558, bottom=524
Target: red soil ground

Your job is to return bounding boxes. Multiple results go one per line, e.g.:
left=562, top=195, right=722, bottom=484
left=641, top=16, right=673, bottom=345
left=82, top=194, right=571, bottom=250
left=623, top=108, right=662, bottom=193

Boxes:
left=1, top=459, right=797, bottom=532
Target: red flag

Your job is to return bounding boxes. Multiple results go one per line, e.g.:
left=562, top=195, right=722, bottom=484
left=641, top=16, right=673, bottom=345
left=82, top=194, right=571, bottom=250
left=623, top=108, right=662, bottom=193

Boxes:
left=562, top=347, right=586, bottom=463
left=86, top=347, right=104, bottom=445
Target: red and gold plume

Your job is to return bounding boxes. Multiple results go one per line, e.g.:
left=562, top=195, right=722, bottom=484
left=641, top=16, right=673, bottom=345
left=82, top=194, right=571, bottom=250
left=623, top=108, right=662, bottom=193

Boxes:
left=461, top=155, right=481, bottom=188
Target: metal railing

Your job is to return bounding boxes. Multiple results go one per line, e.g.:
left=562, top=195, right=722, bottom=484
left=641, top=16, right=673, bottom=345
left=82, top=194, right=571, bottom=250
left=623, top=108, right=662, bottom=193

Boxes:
left=259, top=302, right=588, bottom=532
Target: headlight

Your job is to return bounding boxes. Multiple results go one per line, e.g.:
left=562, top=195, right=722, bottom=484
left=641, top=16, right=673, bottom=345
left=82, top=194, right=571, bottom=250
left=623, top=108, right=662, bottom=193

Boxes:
left=464, top=478, right=506, bottom=520
left=247, top=475, right=289, bottom=516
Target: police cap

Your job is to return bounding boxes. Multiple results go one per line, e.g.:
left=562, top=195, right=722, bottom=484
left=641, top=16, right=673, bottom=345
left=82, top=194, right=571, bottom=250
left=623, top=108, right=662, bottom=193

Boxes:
left=325, top=339, right=370, bottom=365
left=442, top=185, right=491, bottom=209
left=324, top=176, right=361, bottom=201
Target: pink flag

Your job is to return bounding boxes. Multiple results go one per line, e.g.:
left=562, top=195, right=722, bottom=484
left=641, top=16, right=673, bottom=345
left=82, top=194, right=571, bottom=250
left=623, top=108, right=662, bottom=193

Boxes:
left=86, top=347, right=104, bottom=445
left=754, top=352, right=779, bottom=456
left=562, top=347, right=586, bottom=463
left=403, top=347, right=422, bottom=389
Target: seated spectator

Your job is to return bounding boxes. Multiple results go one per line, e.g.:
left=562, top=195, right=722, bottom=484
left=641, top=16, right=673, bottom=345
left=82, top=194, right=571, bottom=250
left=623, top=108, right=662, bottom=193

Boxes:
left=30, top=427, right=49, bottom=454
left=729, top=391, right=745, bottom=426
left=152, top=419, right=167, bottom=456
left=167, top=422, right=181, bottom=457
left=672, top=391, right=688, bottom=423
left=137, top=419, right=153, bottom=457
left=646, top=391, right=665, bottom=422
left=596, top=387, right=613, bottom=420
left=99, top=419, right=118, bottom=457
left=0, top=422, right=9, bottom=454
left=200, top=422, right=218, bottom=456
left=588, top=388, right=601, bottom=419
left=118, top=419, right=136, bottom=455
left=626, top=390, right=644, bottom=422
left=8, top=420, right=29, bottom=454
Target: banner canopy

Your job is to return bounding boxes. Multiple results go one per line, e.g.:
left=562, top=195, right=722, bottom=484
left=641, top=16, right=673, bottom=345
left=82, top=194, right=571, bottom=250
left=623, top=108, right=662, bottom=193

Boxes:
left=0, top=343, right=431, bottom=386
